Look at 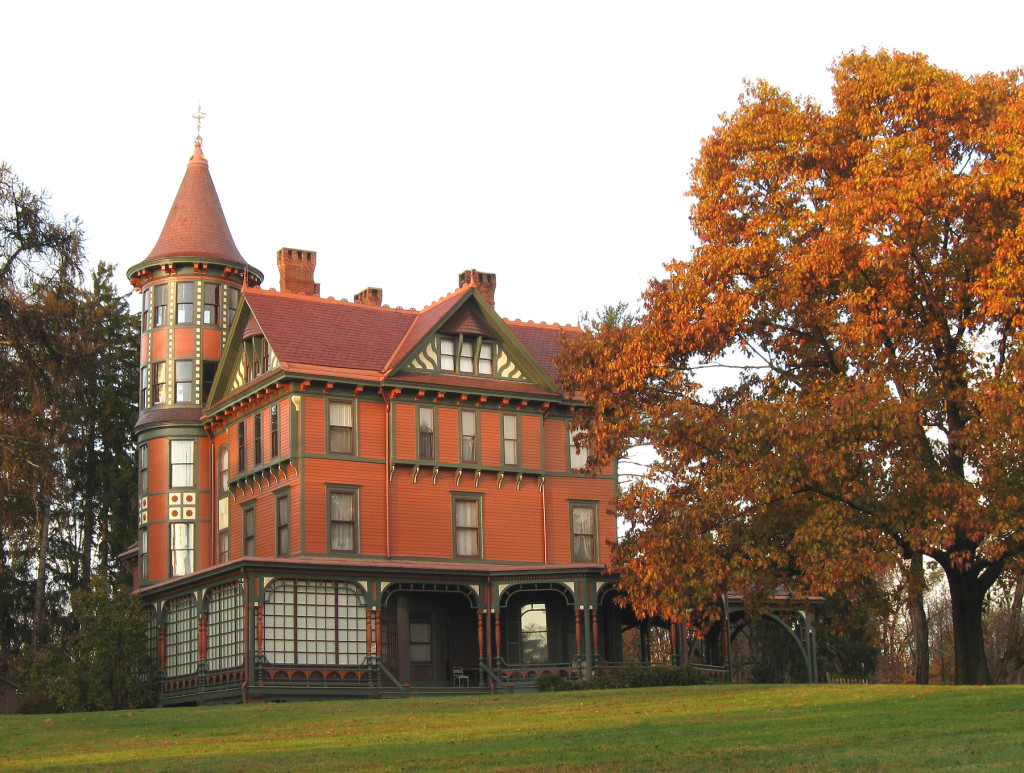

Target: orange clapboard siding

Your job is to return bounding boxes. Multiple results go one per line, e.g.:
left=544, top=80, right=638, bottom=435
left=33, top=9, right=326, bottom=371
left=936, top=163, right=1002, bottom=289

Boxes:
left=174, top=332, right=195, bottom=358
left=479, top=411, right=501, bottom=467
left=478, top=479, right=545, bottom=563
left=437, top=405, right=459, bottom=464
left=149, top=329, right=169, bottom=362
left=393, top=402, right=416, bottom=459
left=201, top=327, right=222, bottom=359
left=388, top=471, right=460, bottom=558
left=543, top=417, right=569, bottom=471
left=303, top=396, right=326, bottom=454
left=521, top=414, right=542, bottom=469
left=357, top=400, right=385, bottom=459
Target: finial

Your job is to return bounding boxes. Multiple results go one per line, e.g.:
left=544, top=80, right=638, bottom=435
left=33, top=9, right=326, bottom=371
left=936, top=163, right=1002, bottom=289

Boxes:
left=192, top=101, right=206, bottom=146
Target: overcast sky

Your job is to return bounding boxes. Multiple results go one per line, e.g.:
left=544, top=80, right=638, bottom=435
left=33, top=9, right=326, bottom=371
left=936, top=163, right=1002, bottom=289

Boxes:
left=4, top=1, right=1023, bottom=327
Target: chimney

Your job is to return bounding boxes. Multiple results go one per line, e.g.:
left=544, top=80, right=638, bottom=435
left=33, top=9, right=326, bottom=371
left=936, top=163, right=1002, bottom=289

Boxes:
left=277, top=248, right=320, bottom=296
left=458, top=269, right=496, bottom=307
left=354, top=287, right=383, bottom=307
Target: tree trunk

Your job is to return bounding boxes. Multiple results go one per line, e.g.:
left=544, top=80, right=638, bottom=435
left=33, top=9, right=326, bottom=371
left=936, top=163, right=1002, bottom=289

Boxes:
left=908, top=554, right=929, bottom=684
left=31, top=492, right=50, bottom=648
left=945, top=567, right=991, bottom=685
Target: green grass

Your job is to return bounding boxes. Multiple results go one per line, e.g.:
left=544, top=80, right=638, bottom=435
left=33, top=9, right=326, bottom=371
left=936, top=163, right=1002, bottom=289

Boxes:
left=1, top=685, right=1022, bottom=771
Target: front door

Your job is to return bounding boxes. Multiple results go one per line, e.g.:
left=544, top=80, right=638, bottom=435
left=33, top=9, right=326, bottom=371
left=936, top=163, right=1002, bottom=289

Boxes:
left=408, top=613, right=437, bottom=683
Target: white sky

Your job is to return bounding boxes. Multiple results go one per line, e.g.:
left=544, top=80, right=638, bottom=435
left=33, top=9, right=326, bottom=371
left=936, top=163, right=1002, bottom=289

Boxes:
left=4, top=1, right=1023, bottom=327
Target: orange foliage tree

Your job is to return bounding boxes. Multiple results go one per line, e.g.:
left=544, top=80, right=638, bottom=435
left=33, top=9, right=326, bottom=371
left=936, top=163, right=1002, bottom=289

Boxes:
left=559, top=51, right=1024, bottom=684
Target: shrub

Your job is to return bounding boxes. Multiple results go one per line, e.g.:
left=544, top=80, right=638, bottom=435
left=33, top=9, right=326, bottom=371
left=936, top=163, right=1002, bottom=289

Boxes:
left=535, top=673, right=577, bottom=692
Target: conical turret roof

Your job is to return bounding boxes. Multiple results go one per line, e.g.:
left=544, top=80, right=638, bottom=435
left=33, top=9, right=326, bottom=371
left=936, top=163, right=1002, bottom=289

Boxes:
left=145, top=142, right=249, bottom=266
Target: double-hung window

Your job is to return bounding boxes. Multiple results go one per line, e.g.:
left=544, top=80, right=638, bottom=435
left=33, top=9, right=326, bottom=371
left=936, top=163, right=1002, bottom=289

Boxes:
left=569, top=429, right=590, bottom=471
left=459, top=339, right=475, bottom=373
left=243, top=506, right=255, bottom=556
left=139, top=528, right=149, bottom=581
left=276, top=493, right=290, bottom=556
left=439, top=337, right=456, bottom=371
left=571, top=503, right=597, bottom=562
left=203, top=283, right=220, bottom=325
left=176, top=281, right=194, bottom=324
left=169, top=440, right=194, bottom=488
left=142, top=288, right=151, bottom=331
left=329, top=490, right=357, bottom=553
left=153, top=285, right=168, bottom=327
left=151, top=362, right=167, bottom=406
left=170, top=522, right=194, bottom=576
left=460, top=410, right=477, bottom=463
left=478, top=342, right=494, bottom=375
left=139, top=444, right=149, bottom=495
left=328, top=401, right=354, bottom=454
left=454, top=498, right=481, bottom=558
left=502, top=414, right=519, bottom=466
left=270, top=405, right=280, bottom=458
left=417, top=406, right=435, bottom=460
left=237, top=421, right=247, bottom=473
left=175, top=360, right=193, bottom=403
left=253, top=413, right=264, bottom=466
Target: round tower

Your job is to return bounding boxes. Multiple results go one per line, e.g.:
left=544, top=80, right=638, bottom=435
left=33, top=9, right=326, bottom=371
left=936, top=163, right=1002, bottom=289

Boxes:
left=127, top=140, right=263, bottom=585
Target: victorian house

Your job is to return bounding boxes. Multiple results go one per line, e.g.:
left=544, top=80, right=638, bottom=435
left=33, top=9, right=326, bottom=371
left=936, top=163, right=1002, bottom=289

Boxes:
left=122, top=138, right=653, bottom=704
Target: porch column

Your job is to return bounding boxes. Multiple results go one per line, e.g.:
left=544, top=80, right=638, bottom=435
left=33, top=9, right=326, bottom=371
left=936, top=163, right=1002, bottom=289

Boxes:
left=575, top=609, right=583, bottom=664
left=670, top=622, right=679, bottom=666
left=374, top=609, right=383, bottom=687
left=477, top=611, right=486, bottom=688
left=591, top=608, right=599, bottom=667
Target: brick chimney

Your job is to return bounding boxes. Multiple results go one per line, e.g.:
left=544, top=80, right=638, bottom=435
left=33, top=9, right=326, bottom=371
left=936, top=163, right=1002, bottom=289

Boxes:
left=458, top=269, right=496, bottom=307
left=354, top=287, right=383, bottom=307
left=277, top=248, right=320, bottom=296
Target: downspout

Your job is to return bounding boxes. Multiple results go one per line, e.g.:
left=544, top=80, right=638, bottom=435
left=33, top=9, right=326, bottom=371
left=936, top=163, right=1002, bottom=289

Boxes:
left=240, top=568, right=249, bottom=704
left=381, top=388, right=392, bottom=558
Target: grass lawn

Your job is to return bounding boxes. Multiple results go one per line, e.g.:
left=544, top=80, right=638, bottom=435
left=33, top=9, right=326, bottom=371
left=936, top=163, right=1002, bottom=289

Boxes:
left=1, top=684, right=1022, bottom=771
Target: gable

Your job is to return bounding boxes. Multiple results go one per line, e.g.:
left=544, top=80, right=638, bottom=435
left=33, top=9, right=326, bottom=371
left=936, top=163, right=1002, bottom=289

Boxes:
left=389, top=289, right=558, bottom=392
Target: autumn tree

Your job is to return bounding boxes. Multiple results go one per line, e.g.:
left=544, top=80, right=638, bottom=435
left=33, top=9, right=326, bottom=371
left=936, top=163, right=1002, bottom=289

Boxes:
left=559, top=52, right=1024, bottom=684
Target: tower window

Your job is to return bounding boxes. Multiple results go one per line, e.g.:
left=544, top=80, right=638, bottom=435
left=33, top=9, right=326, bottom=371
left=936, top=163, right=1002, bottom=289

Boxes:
left=153, top=285, right=168, bottom=327
left=175, top=360, right=193, bottom=403
left=176, top=281, right=194, bottom=324
left=203, top=283, right=220, bottom=325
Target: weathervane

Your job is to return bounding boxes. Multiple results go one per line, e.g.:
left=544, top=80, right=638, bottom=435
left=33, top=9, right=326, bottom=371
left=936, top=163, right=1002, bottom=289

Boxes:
left=192, top=101, right=206, bottom=145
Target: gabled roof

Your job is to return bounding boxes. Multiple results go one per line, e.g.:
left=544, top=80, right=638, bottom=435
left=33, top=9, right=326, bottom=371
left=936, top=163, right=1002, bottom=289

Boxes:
left=208, top=285, right=580, bottom=408
left=145, top=142, right=254, bottom=269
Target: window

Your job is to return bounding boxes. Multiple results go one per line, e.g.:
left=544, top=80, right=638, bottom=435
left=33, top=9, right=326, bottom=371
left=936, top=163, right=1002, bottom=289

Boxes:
left=439, top=337, right=455, bottom=371
left=139, top=443, right=149, bottom=495
left=176, top=281, right=194, bottom=324
left=170, top=522, right=195, bottom=576
left=139, top=528, right=148, bottom=581
left=218, top=517, right=229, bottom=563
left=151, top=361, right=166, bottom=406
left=328, top=490, right=357, bottom=553
left=454, top=498, right=481, bottom=558
left=153, top=284, right=168, bottom=327
left=520, top=604, right=548, bottom=664
left=571, top=504, right=596, bottom=562
left=569, top=429, right=589, bottom=471
left=409, top=618, right=432, bottom=663
left=263, top=579, right=366, bottom=666
left=218, top=446, right=230, bottom=495
left=237, top=420, right=247, bottom=473
left=270, top=404, right=280, bottom=458
left=203, top=283, right=220, bottom=325
left=206, top=583, right=243, bottom=671
left=142, top=287, right=151, bottom=332
left=140, top=366, right=149, bottom=409
left=502, top=414, right=519, bottom=466
left=460, top=410, right=477, bottom=463
left=253, top=413, right=264, bottom=465
left=328, top=401, right=354, bottom=455
left=417, top=406, right=435, bottom=460
left=276, top=493, right=290, bottom=556
left=170, top=439, right=194, bottom=488
left=202, top=360, right=217, bottom=403
left=226, top=286, right=240, bottom=326
left=478, top=342, right=494, bottom=375
left=243, top=506, right=255, bottom=556
left=175, top=360, right=193, bottom=403
left=459, top=339, right=474, bottom=373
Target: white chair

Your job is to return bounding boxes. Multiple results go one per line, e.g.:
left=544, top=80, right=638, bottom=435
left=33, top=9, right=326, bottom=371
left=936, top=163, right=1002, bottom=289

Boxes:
left=452, top=667, right=469, bottom=687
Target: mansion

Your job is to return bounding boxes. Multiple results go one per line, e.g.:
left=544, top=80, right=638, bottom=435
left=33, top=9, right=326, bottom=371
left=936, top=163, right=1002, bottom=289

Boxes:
left=123, top=138, right=671, bottom=703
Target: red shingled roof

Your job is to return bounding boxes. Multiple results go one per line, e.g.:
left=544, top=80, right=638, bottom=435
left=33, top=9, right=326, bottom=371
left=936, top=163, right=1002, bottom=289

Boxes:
left=243, top=287, right=579, bottom=393
left=146, top=143, right=251, bottom=266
